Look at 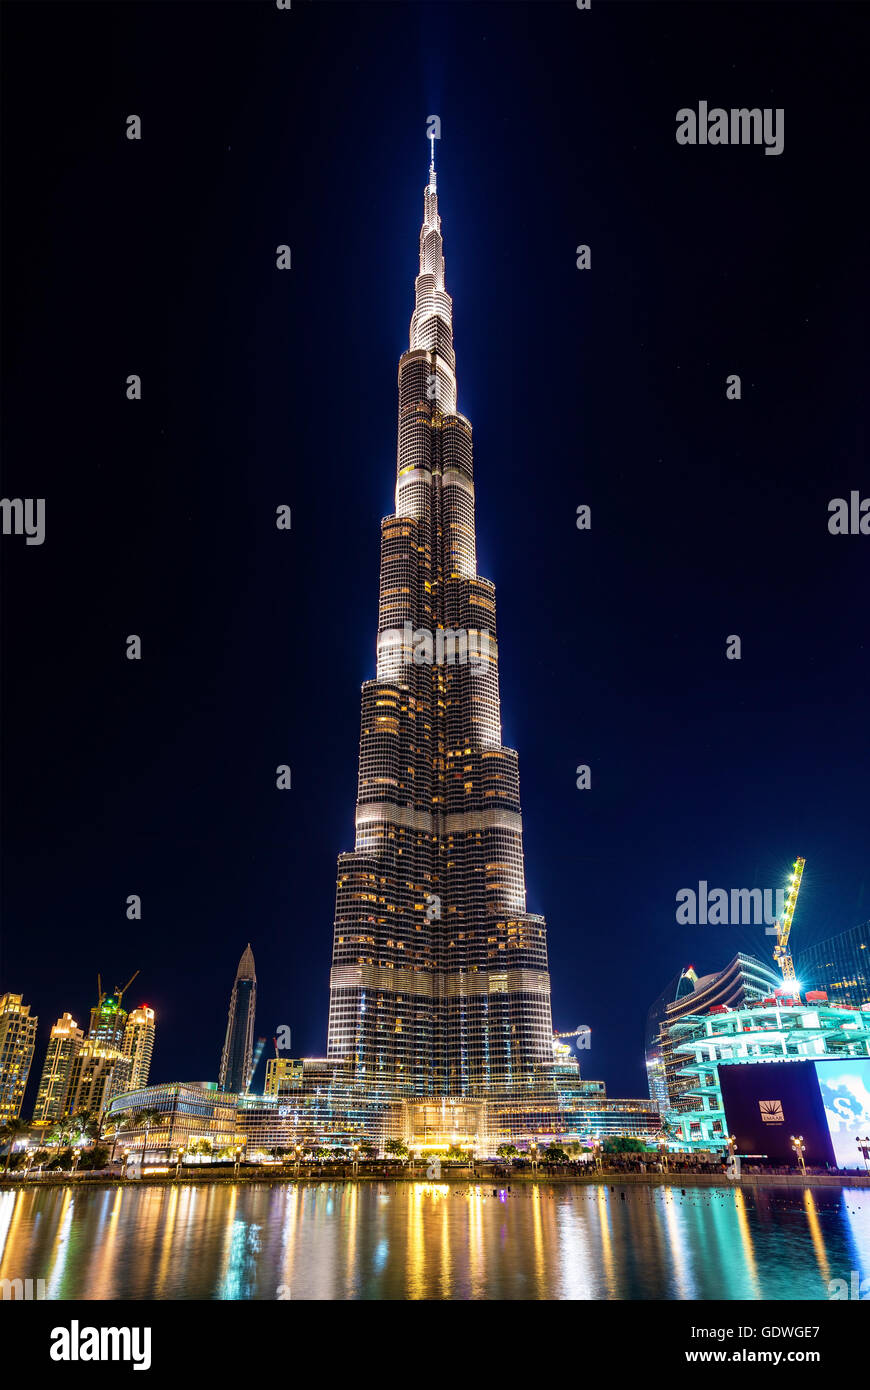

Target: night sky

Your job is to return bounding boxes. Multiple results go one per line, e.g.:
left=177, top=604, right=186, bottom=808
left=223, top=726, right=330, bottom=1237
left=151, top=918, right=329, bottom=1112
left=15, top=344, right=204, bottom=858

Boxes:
left=2, top=2, right=867, bottom=1107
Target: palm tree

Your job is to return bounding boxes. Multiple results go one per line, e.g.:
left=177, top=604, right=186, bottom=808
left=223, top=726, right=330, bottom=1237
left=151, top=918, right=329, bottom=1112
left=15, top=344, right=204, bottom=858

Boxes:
left=0, top=1117, right=30, bottom=1172
left=132, top=1108, right=164, bottom=1171
left=70, top=1109, right=101, bottom=1148
left=46, top=1118, right=74, bottom=1155
left=104, top=1109, right=134, bottom=1163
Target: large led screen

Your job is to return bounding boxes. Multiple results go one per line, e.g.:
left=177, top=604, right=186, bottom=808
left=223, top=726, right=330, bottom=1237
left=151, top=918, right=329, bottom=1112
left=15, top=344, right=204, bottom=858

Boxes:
left=814, top=1057, right=870, bottom=1170
left=718, top=1059, right=835, bottom=1166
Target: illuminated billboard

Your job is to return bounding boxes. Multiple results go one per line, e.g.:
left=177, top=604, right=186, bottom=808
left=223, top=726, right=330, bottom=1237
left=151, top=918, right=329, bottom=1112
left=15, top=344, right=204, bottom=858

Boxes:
left=813, top=1058, right=870, bottom=1170
left=718, top=1059, right=835, bottom=1166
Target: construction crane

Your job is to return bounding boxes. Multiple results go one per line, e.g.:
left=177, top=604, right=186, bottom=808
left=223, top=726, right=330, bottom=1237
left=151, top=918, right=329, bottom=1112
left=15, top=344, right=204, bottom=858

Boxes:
left=553, top=1025, right=592, bottom=1052
left=773, top=857, right=805, bottom=986
left=95, top=969, right=140, bottom=1012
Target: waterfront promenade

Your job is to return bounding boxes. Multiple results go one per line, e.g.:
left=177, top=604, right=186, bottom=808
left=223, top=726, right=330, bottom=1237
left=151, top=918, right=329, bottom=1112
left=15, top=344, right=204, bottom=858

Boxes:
left=3, top=1166, right=868, bottom=1189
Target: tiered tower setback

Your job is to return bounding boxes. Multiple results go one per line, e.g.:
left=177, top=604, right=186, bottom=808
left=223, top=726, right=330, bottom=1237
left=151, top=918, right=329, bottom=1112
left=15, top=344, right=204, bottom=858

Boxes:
left=327, top=149, right=554, bottom=1096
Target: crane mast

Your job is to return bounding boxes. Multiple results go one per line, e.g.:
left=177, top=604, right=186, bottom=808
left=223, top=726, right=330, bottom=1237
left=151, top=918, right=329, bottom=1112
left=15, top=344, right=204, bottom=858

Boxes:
left=773, top=856, right=805, bottom=986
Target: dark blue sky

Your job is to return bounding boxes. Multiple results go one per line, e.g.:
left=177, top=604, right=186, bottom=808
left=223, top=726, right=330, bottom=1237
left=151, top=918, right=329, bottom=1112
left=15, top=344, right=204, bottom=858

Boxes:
left=2, top=1, right=867, bottom=1104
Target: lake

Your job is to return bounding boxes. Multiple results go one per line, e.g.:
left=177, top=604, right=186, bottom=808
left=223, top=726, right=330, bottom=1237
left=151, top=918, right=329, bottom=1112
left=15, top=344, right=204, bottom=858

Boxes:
left=1, top=1180, right=868, bottom=1300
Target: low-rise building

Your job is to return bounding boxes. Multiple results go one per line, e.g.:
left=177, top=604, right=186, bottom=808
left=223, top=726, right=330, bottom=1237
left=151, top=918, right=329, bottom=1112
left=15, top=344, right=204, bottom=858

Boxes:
left=106, top=1082, right=246, bottom=1159
left=646, top=954, right=782, bottom=1115
left=664, top=995, right=870, bottom=1149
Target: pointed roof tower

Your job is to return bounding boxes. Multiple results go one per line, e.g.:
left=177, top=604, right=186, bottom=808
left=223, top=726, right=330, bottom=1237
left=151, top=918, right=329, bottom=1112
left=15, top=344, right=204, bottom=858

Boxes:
left=236, top=943, right=256, bottom=981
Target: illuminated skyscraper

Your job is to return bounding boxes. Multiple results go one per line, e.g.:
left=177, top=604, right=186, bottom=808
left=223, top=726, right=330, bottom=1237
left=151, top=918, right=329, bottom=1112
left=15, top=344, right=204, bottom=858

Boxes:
left=32, top=1012, right=84, bottom=1127
left=327, top=147, right=554, bottom=1097
left=123, top=1005, right=156, bottom=1088
left=0, top=992, right=38, bottom=1123
left=219, top=944, right=257, bottom=1093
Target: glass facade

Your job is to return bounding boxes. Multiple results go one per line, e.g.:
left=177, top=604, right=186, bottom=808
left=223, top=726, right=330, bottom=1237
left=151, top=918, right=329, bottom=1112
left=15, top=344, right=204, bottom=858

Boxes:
left=235, top=1057, right=659, bottom=1152
left=107, top=1082, right=245, bottom=1156
left=219, top=944, right=257, bottom=1093
left=797, top=922, right=870, bottom=1009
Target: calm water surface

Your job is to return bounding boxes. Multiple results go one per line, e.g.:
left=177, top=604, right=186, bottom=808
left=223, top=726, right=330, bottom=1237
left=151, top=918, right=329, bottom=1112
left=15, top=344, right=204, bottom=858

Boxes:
left=1, top=1181, right=868, bottom=1300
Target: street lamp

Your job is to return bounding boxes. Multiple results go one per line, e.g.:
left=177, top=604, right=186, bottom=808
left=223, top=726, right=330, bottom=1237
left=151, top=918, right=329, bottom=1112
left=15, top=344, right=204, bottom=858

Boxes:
left=352, top=1142, right=360, bottom=1176
left=530, top=1141, right=538, bottom=1174
left=791, top=1135, right=806, bottom=1177
left=122, top=1148, right=130, bottom=1180
left=175, top=1146, right=186, bottom=1179
left=71, top=1149, right=83, bottom=1179
left=294, top=1143, right=302, bottom=1177
left=234, top=1146, right=243, bottom=1178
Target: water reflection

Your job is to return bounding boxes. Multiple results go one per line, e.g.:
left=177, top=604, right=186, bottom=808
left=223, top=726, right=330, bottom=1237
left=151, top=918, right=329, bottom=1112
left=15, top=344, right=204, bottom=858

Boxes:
left=0, top=1181, right=867, bottom=1301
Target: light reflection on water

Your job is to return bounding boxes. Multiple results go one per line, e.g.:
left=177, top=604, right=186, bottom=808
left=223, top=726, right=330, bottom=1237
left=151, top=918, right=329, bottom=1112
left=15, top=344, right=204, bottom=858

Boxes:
left=0, top=1181, right=867, bottom=1300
